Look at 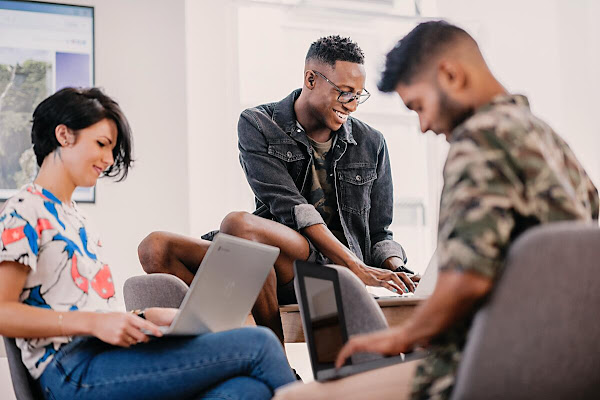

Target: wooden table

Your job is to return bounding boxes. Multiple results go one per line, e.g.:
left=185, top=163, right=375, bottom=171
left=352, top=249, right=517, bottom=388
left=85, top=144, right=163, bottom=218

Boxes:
left=279, top=297, right=424, bottom=343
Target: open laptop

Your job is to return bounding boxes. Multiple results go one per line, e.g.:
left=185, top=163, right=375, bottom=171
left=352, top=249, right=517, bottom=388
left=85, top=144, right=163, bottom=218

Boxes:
left=157, top=233, right=279, bottom=335
left=294, top=260, right=426, bottom=381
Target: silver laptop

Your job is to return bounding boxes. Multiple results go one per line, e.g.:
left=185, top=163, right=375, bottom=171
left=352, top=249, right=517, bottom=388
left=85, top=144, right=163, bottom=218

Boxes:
left=294, top=261, right=426, bottom=381
left=158, top=233, right=279, bottom=335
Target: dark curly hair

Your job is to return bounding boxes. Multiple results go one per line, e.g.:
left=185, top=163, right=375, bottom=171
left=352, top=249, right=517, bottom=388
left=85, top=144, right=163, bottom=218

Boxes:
left=31, top=87, right=133, bottom=181
left=306, top=35, right=365, bottom=66
left=378, top=21, right=473, bottom=92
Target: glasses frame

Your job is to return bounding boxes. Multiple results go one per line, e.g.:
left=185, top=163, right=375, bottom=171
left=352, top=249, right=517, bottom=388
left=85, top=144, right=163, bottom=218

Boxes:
left=312, top=70, right=370, bottom=105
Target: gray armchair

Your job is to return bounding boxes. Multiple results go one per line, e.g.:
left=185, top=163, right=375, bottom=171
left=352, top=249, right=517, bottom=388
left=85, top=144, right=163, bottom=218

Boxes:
left=451, top=221, right=600, bottom=400
left=2, top=336, right=43, bottom=400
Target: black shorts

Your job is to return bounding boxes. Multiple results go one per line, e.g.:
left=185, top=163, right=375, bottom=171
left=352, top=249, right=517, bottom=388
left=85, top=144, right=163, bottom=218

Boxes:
left=276, top=236, right=331, bottom=305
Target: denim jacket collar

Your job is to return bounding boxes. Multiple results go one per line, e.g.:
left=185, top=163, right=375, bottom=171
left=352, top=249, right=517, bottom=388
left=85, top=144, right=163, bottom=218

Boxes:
left=273, top=89, right=357, bottom=146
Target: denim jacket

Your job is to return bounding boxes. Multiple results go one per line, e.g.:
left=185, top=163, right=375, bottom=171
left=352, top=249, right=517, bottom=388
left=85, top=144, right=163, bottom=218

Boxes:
left=238, top=89, right=407, bottom=268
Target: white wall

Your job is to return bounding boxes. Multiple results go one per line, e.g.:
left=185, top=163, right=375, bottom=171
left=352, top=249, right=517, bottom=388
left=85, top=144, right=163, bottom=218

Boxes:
left=436, top=0, right=600, bottom=186
left=186, top=0, right=250, bottom=237
left=59, top=0, right=190, bottom=298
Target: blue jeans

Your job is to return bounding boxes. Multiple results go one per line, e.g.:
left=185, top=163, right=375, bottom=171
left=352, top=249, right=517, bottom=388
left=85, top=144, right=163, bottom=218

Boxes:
left=38, top=327, right=295, bottom=400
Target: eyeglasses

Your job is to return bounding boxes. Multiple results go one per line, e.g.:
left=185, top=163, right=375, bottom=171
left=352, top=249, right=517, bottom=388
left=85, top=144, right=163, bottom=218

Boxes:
left=312, top=70, right=370, bottom=105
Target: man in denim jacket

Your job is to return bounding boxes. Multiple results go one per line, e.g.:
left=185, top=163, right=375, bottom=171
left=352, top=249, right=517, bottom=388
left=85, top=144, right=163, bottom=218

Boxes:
left=138, top=36, right=415, bottom=345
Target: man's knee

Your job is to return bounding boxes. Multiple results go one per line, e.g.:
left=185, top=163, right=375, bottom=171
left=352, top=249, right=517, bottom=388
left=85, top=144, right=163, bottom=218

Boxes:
left=138, top=232, right=171, bottom=274
left=220, top=211, right=259, bottom=240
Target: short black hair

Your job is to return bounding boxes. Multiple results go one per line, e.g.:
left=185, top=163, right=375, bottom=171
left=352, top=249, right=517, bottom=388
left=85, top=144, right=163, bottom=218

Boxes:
left=306, top=35, right=364, bottom=66
left=378, top=21, right=473, bottom=92
left=31, top=87, right=133, bottom=181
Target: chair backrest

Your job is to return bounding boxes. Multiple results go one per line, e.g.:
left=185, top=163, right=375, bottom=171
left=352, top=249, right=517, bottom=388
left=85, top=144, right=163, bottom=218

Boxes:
left=2, top=336, right=43, bottom=400
left=325, top=264, right=388, bottom=333
left=451, top=221, right=600, bottom=400
left=123, top=273, right=189, bottom=311
left=325, top=264, right=388, bottom=364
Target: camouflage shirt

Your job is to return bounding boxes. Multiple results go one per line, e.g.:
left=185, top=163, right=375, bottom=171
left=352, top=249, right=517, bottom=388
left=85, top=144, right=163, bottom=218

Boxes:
left=305, top=131, right=348, bottom=246
left=412, top=94, right=599, bottom=400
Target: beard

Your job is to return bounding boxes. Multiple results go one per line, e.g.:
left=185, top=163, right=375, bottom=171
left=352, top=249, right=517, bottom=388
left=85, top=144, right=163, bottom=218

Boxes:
left=438, top=89, right=474, bottom=136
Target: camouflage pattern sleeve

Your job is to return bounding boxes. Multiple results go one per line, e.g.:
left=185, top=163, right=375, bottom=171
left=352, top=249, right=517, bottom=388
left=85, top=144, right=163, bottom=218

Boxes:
left=436, top=128, right=519, bottom=280
left=437, top=103, right=599, bottom=279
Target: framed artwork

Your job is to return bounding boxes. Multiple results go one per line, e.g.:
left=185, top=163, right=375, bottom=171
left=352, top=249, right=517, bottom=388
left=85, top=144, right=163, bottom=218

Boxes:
left=0, top=0, right=95, bottom=202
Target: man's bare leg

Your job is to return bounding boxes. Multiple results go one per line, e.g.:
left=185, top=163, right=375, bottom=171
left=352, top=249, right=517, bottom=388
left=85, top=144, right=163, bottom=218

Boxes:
left=138, top=211, right=310, bottom=345
left=138, top=231, right=211, bottom=285
left=274, top=359, right=419, bottom=400
left=219, top=211, right=310, bottom=345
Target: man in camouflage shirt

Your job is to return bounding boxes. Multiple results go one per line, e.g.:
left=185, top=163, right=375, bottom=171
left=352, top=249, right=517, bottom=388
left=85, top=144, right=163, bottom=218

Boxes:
left=275, top=21, right=598, bottom=400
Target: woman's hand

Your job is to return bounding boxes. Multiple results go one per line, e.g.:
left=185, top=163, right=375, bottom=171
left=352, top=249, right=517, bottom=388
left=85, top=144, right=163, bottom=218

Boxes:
left=89, top=312, right=163, bottom=347
left=144, top=307, right=178, bottom=327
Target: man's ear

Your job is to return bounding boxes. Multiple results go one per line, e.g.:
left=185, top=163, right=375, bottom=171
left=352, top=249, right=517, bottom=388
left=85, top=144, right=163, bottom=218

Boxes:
left=55, top=124, right=75, bottom=147
left=304, top=70, right=316, bottom=90
left=437, top=59, right=466, bottom=92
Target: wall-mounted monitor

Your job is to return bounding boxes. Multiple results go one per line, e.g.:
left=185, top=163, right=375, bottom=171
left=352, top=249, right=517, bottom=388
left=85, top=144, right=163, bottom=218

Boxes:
left=0, top=0, right=95, bottom=202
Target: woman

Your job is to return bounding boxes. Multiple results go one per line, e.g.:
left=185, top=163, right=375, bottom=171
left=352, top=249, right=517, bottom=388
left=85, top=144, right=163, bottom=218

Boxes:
left=0, top=87, right=295, bottom=399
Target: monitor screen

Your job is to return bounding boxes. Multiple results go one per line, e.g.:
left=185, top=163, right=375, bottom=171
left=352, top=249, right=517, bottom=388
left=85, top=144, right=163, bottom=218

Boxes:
left=304, top=276, right=345, bottom=366
left=0, top=0, right=94, bottom=202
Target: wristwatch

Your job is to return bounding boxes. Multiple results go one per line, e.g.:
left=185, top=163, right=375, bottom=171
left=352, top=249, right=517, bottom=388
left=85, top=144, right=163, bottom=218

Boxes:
left=393, top=265, right=415, bottom=275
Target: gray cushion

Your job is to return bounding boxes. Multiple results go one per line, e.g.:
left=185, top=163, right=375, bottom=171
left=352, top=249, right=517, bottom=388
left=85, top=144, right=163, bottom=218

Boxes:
left=123, top=273, right=189, bottom=311
left=451, top=221, right=600, bottom=400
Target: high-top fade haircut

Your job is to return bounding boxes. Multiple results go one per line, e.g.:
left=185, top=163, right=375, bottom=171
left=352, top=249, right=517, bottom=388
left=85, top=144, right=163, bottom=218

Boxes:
left=305, top=35, right=365, bottom=67
left=32, top=87, right=133, bottom=181
left=378, top=21, right=474, bottom=92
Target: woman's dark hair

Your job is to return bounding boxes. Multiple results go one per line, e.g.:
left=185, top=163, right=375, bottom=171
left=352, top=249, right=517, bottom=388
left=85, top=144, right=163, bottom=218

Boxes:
left=31, top=87, right=133, bottom=181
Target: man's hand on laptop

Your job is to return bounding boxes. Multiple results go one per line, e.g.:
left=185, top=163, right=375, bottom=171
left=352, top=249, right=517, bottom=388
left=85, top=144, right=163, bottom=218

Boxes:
left=382, top=256, right=420, bottom=287
left=346, top=256, right=415, bottom=294
left=302, top=225, right=415, bottom=293
left=145, top=307, right=178, bottom=326
left=334, top=325, right=413, bottom=369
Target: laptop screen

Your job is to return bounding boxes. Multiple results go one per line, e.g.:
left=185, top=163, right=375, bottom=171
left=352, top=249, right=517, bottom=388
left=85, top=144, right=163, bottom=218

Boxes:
left=303, top=276, right=345, bottom=365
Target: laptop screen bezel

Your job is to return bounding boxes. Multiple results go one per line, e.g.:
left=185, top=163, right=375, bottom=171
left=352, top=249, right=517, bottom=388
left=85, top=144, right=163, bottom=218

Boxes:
left=294, top=260, right=351, bottom=377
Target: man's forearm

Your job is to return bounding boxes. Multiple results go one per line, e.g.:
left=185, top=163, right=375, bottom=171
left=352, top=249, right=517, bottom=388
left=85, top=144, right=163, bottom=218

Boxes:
left=302, top=223, right=355, bottom=265
left=401, top=270, right=493, bottom=347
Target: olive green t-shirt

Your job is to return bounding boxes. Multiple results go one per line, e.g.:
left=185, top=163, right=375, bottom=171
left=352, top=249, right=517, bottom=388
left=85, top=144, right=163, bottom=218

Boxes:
left=301, top=126, right=347, bottom=246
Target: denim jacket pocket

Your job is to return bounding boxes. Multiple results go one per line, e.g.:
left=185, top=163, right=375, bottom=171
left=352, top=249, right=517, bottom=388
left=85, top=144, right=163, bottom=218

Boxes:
left=268, top=141, right=307, bottom=183
left=338, top=167, right=377, bottom=214
left=268, top=141, right=306, bottom=162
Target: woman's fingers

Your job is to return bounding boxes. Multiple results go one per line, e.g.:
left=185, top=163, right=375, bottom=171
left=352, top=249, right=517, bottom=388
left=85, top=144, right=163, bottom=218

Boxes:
left=124, top=323, right=148, bottom=344
left=131, top=314, right=164, bottom=337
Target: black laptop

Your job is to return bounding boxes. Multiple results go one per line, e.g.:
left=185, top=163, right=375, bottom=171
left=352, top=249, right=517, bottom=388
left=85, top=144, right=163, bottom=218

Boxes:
left=293, top=260, right=425, bottom=381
